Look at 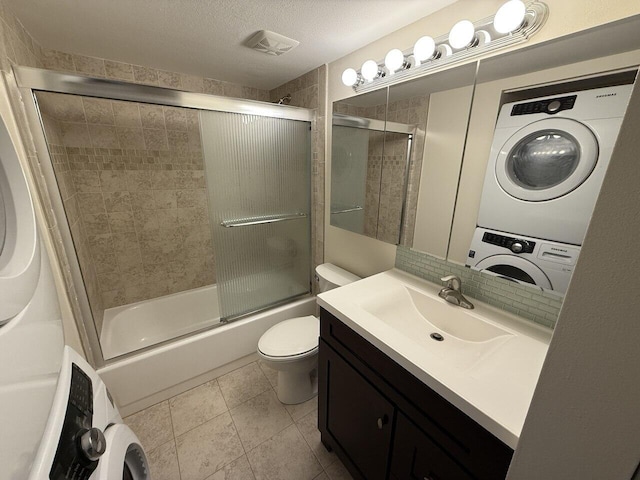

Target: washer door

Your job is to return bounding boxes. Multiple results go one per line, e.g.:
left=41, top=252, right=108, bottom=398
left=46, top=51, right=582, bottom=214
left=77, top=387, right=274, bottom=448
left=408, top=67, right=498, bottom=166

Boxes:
left=496, top=118, right=599, bottom=201
left=475, top=255, right=552, bottom=289
left=94, top=424, right=150, bottom=480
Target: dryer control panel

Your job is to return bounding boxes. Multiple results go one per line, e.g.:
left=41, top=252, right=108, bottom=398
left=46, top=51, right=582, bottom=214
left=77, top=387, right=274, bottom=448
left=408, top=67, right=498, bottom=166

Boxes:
left=482, top=232, right=535, bottom=254
left=49, top=364, right=100, bottom=480
left=511, top=95, right=576, bottom=116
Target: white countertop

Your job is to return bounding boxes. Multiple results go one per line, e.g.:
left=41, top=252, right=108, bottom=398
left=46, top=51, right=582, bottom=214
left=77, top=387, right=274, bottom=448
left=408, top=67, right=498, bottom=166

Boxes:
left=317, top=268, right=552, bottom=449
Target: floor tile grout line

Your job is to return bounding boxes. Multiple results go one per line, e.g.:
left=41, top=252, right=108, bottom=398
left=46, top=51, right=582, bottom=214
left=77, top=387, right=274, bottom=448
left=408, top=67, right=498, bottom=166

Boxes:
left=166, top=399, right=183, bottom=480
left=224, top=394, right=256, bottom=479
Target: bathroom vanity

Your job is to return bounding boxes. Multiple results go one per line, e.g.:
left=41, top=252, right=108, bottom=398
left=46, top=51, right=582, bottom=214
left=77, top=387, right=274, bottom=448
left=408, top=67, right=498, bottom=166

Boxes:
left=317, top=270, right=552, bottom=480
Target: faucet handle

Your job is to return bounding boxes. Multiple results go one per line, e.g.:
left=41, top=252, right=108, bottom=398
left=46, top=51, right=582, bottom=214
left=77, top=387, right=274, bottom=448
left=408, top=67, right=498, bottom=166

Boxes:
left=440, top=275, right=461, bottom=291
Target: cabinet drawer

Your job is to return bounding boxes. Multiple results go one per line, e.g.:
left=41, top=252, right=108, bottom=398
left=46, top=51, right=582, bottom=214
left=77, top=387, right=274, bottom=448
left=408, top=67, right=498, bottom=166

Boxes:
left=391, top=412, right=474, bottom=480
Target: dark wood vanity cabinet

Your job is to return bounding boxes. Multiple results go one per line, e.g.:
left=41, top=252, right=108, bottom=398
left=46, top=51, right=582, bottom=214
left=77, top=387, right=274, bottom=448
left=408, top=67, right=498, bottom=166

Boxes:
left=318, top=308, right=514, bottom=480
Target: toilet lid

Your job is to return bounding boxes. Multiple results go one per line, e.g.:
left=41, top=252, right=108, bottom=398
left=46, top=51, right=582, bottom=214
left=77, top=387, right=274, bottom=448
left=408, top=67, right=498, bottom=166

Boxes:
left=258, top=316, right=319, bottom=358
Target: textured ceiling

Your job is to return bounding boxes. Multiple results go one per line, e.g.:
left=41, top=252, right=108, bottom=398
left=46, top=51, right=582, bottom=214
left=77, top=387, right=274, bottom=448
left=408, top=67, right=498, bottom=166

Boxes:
left=7, top=0, right=457, bottom=90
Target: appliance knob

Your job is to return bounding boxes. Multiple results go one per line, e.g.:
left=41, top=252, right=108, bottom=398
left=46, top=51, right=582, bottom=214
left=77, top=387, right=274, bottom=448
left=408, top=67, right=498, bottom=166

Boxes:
left=511, top=241, right=526, bottom=253
left=79, top=428, right=106, bottom=462
left=547, top=100, right=562, bottom=113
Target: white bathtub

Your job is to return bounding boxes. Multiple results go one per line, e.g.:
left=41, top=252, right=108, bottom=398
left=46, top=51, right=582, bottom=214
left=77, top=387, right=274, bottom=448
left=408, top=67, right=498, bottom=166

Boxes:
left=100, top=285, right=221, bottom=360
left=97, top=289, right=316, bottom=416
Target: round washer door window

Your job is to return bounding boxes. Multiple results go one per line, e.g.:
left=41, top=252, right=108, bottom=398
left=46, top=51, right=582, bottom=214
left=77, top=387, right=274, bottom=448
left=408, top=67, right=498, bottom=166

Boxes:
left=496, top=118, right=599, bottom=201
left=474, top=255, right=552, bottom=290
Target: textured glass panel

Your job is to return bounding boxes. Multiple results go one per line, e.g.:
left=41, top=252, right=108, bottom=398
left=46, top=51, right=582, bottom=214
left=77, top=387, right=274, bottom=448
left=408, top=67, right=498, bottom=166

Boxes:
left=507, top=130, right=580, bottom=189
left=200, top=111, right=311, bottom=320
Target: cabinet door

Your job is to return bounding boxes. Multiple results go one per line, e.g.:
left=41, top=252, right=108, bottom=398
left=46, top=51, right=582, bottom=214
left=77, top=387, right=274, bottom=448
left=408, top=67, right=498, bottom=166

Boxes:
left=320, top=339, right=395, bottom=480
left=391, top=412, right=475, bottom=480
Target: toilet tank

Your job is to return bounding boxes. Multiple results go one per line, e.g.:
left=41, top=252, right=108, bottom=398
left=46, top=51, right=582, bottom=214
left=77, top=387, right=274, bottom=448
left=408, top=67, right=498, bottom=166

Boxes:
left=315, top=263, right=360, bottom=293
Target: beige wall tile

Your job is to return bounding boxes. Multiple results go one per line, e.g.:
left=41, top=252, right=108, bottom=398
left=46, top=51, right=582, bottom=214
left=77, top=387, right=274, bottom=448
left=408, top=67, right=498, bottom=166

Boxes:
left=132, top=65, right=159, bottom=86
left=140, top=104, right=165, bottom=129
left=116, top=127, right=145, bottom=149
left=105, top=60, right=134, bottom=81
left=112, top=101, right=142, bottom=127
left=88, top=124, right=119, bottom=149
left=83, top=97, right=114, bottom=125
left=158, top=70, right=181, bottom=89
left=73, top=54, right=106, bottom=77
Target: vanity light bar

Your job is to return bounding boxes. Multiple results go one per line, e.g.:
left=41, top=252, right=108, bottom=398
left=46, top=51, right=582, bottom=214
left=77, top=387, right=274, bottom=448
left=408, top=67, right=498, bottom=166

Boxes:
left=344, top=1, right=548, bottom=93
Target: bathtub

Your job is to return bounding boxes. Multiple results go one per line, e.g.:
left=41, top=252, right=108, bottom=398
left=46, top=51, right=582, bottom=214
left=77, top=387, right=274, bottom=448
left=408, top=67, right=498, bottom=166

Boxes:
left=100, top=285, right=221, bottom=360
left=97, top=288, right=316, bottom=416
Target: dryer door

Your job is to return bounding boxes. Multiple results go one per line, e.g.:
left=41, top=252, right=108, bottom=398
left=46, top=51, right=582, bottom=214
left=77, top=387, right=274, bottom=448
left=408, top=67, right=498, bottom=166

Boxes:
left=474, top=254, right=552, bottom=290
left=94, top=424, right=150, bottom=480
left=495, top=118, right=599, bottom=202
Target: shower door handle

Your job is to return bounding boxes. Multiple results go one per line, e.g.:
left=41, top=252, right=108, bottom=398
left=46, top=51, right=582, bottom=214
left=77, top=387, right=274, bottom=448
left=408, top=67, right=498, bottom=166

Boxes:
left=220, top=213, right=308, bottom=228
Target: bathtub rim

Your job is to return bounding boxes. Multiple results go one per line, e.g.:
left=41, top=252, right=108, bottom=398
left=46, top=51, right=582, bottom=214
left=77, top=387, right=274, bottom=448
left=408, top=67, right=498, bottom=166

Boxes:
left=98, top=291, right=314, bottom=365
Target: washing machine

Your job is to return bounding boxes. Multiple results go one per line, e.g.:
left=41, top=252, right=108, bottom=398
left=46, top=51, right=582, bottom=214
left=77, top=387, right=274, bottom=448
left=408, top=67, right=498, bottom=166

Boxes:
left=0, top=80, right=149, bottom=479
left=467, top=227, right=580, bottom=295
left=29, top=347, right=150, bottom=480
left=477, top=83, right=634, bottom=246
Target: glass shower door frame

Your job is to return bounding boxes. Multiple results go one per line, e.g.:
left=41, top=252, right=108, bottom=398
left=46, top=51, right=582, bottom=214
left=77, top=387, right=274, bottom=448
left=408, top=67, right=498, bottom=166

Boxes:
left=15, top=65, right=314, bottom=368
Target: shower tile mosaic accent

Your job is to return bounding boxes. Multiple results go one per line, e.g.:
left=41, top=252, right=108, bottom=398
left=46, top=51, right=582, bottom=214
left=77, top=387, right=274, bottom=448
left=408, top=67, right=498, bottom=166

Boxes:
left=396, top=246, right=562, bottom=328
left=39, top=93, right=216, bottom=325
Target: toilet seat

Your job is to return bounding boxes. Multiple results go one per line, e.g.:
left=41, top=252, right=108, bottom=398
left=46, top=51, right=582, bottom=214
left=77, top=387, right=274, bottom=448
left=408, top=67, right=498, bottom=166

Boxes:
left=258, top=315, right=319, bottom=359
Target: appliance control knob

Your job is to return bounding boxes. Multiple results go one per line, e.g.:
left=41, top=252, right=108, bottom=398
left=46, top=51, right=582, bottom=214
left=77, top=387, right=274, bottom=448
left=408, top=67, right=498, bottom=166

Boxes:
left=79, top=428, right=106, bottom=462
left=547, top=100, right=562, bottom=113
left=511, top=241, right=526, bottom=253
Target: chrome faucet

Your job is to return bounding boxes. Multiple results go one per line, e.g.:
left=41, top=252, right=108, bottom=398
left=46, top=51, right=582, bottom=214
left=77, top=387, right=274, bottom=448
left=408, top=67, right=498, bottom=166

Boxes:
left=438, top=275, right=474, bottom=309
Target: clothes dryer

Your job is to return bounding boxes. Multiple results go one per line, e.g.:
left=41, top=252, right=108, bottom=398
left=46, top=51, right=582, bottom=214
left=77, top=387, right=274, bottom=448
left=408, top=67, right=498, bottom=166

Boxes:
left=477, top=83, right=633, bottom=245
left=467, top=227, right=580, bottom=295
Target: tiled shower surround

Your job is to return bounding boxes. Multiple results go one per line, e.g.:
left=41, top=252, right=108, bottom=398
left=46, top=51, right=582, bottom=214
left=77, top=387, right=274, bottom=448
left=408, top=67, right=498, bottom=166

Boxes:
left=396, top=246, right=562, bottom=328
left=39, top=92, right=215, bottom=331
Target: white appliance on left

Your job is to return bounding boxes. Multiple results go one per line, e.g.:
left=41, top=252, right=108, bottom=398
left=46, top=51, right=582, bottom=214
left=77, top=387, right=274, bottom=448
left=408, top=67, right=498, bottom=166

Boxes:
left=0, top=86, right=149, bottom=479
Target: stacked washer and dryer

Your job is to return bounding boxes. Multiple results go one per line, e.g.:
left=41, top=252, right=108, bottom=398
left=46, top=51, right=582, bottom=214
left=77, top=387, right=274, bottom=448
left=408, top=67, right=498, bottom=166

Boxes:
left=0, top=85, right=150, bottom=479
left=467, top=81, right=634, bottom=295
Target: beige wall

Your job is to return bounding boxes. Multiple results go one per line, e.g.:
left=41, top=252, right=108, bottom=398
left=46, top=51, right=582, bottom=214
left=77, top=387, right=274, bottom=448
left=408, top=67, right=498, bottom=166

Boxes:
left=325, top=0, right=640, bottom=275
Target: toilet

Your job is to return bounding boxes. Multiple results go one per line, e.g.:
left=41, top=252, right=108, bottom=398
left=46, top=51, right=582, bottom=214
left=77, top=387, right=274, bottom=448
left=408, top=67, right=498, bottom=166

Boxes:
left=257, top=263, right=360, bottom=404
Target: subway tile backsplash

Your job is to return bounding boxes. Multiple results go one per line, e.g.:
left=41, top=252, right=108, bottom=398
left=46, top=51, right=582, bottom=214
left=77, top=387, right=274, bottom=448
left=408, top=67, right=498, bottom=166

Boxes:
left=395, top=246, right=561, bottom=329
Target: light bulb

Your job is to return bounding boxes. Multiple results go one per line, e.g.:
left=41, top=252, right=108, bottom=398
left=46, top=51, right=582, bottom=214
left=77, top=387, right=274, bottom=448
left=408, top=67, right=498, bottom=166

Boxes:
left=361, top=60, right=379, bottom=81
left=449, top=20, right=475, bottom=49
left=342, top=68, right=358, bottom=87
left=384, top=49, right=405, bottom=73
left=494, top=0, right=526, bottom=34
left=413, top=36, right=436, bottom=62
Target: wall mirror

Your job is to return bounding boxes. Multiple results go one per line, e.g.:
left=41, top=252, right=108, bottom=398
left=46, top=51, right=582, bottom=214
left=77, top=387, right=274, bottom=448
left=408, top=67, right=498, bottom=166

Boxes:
left=394, top=62, right=477, bottom=257
left=330, top=62, right=477, bottom=249
left=331, top=88, right=390, bottom=241
left=447, top=30, right=640, bottom=297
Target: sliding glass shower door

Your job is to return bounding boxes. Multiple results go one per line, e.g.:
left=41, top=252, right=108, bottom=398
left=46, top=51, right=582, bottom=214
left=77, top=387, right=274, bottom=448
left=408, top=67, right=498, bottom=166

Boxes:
left=200, top=111, right=311, bottom=320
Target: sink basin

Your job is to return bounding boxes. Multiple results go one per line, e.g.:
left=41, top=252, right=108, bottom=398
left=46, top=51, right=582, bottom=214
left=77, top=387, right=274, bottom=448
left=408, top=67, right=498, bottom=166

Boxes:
left=355, top=284, right=514, bottom=370
left=358, top=284, right=512, bottom=343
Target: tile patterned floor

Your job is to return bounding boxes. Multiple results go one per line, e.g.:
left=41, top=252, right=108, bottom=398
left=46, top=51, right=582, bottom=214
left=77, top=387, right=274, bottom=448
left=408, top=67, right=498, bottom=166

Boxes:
left=124, top=361, right=354, bottom=480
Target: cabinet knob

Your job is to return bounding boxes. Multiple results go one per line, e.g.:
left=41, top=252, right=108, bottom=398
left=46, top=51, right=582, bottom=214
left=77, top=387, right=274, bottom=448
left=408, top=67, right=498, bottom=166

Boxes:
left=376, top=415, right=388, bottom=429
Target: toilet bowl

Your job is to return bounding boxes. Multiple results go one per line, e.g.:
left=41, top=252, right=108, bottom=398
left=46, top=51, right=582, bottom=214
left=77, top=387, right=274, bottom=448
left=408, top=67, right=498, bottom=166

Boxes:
left=257, top=263, right=360, bottom=404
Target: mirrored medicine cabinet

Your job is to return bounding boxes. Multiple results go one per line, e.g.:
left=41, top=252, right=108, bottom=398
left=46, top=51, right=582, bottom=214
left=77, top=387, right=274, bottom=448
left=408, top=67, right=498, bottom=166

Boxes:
left=330, top=16, right=640, bottom=296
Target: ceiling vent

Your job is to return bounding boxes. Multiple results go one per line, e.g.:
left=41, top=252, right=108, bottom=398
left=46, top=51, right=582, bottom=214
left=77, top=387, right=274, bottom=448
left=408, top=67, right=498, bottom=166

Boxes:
left=246, top=30, right=300, bottom=56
